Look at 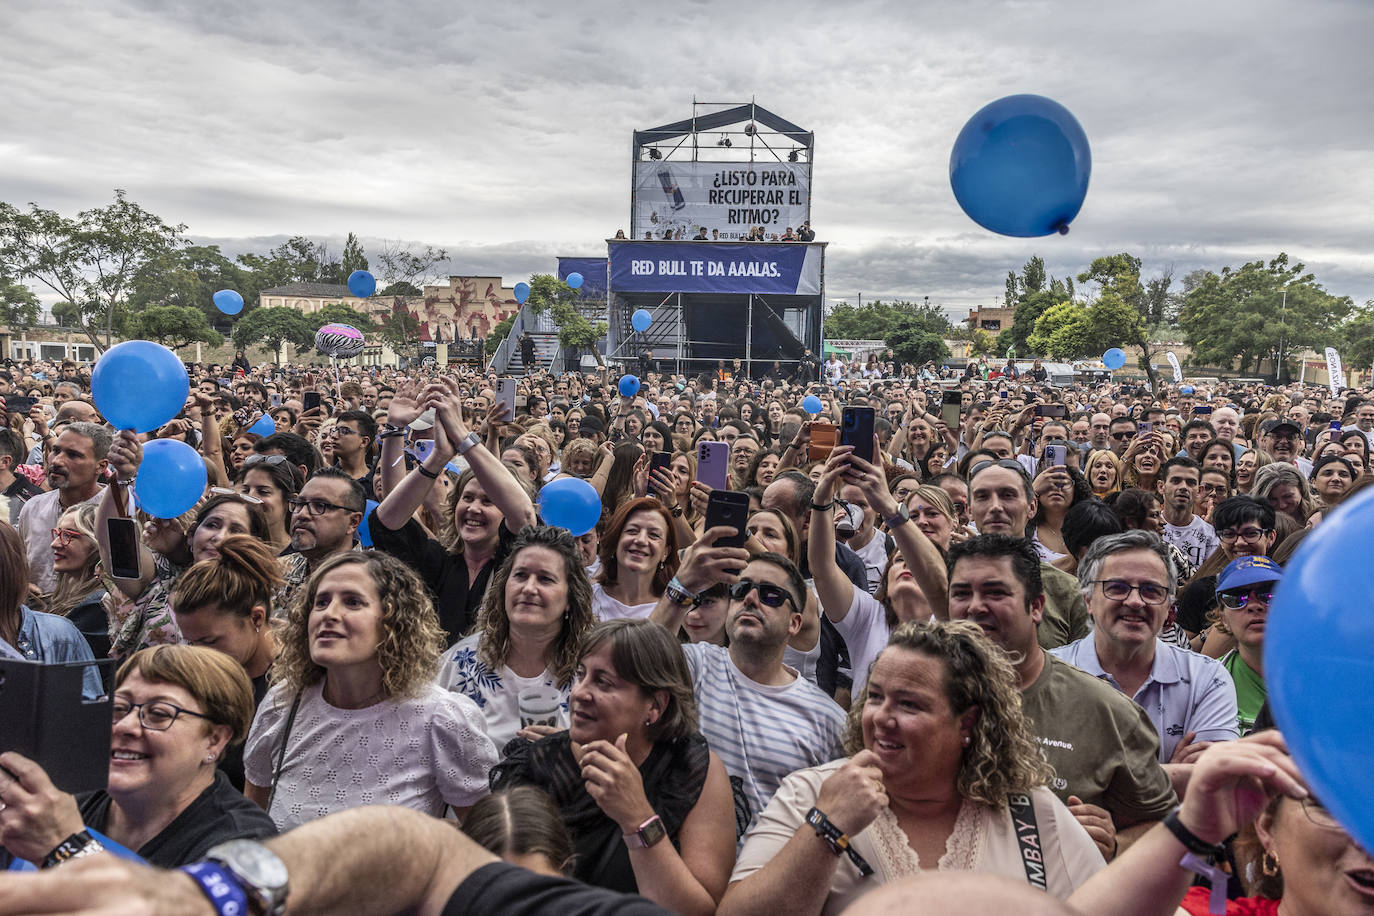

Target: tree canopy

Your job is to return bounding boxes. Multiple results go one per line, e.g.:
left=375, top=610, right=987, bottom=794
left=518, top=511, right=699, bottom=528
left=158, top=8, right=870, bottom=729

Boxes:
left=123, top=304, right=223, bottom=350
left=231, top=306, right=316, bottom=361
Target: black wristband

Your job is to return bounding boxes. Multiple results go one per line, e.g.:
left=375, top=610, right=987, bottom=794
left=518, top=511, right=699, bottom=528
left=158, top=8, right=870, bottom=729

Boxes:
left=1162, top=808, right=1228, bottom=862
left=805, top=807, right=874, bottom=877
left=43, top=830, right=104, bottom=869
left=416, top=464, right=440, bottom=480
left=809, top=500, right=835, bottom=512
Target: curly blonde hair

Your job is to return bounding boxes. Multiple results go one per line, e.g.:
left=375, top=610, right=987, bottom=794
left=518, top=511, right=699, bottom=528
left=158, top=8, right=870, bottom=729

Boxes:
left=474, top=526, right=596, bottom=688
left=843, top=620, right=1052, bottom=808
left=272, top=550, right=445, bottom=700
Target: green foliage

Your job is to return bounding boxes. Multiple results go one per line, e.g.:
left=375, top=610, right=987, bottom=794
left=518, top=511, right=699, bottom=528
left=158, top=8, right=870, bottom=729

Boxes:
left=825, top=299, right=951, bottom=341
left=522, top=274, right=606, bottom=364
left=887, top=321, right=950, bottom=365
left=311, top=303, right=375, bottom=332
left=1008, top=289, right=1063, bottom=356
left=0, top=277, right=40, bottom=328
left=995, top=329, right=1017, bottom=358
left=377, top=309, right=422, bottom=353
left=1076, top=253, right=1165, bottom=390
left=379, top=281, right=422, bottom=297
left=123, top=304, right=222, bottom=350
left=1340, top=305, right=1374, bottom=370
left=375, top=242, right=448, bottom=293
left=127, top=244, right=244, bottom=325
left=337, top=233, right=368, bottom=283
left=0, top=189, right=187, bottom=350
left=1028, top=302, right=1096, bottom=359
left=486, top=316, right=516, bottom=356
left=1179, top=253, right=1353, bottom=379
left=231, top=306, right=315, bottom=361
left=51, top=301, right=81, bottom=327
left=237, top=237, right=338, bottom=289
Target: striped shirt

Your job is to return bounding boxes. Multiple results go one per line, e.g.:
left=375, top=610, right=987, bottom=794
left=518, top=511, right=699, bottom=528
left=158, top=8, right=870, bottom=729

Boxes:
left=680, top=643, right=847, bottom=825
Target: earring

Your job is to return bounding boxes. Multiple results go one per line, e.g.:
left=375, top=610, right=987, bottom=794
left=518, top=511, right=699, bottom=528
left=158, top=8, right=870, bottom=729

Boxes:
left=205, top=755, right=216, bottom=762
left=1262, top=851, right=1280, bottom=877
left=962, top=736, right=971, bottom=747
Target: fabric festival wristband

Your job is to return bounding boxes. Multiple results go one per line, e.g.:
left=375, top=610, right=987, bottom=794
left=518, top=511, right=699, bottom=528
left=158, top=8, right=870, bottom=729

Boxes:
left=181, top=862, right=250, bottom=916
left=805, top=807, right=874, bottom=877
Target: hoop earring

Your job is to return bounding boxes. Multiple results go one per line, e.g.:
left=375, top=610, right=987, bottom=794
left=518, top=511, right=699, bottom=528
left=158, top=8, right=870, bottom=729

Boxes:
left=1262, top=850, right=1280, bottom=877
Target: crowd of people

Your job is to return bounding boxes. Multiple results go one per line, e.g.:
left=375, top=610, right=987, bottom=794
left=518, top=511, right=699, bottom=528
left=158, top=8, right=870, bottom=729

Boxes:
left=0, top=351, right=1370, bottom=916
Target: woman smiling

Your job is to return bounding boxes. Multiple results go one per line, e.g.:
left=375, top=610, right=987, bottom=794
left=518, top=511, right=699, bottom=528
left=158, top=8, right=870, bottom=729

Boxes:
left=592, top=498, right=680, bottom=621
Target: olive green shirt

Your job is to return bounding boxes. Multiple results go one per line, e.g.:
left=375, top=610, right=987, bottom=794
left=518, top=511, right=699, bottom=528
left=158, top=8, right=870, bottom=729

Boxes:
left=1037, top=561, right=1091, bottom=649
left=1020, top=655, right=1178, bottom=828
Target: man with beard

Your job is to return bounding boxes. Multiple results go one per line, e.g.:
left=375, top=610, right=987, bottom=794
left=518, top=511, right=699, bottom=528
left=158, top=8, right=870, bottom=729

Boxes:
left=947, top=534, right=1176, bottom=861
left=18, top=421, right=108, bottom=592
left=650, top=548, right=846, bottom=825
left=278, top=467, right=365, bottom=610
left=1156, top=456, right=1219, bottom=568
left=1258, top=418, right=1311, bottom=474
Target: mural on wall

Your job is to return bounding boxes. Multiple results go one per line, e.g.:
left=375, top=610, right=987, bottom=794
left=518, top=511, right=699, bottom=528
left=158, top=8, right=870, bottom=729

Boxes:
left=412, top=277, right=518, bottom=342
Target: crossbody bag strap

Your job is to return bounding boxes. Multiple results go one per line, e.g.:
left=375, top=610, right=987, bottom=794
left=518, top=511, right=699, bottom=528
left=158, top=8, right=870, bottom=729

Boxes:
left=1007, top=792, right=1049, bottom=891
left=266, top=691, right=303, bottom=814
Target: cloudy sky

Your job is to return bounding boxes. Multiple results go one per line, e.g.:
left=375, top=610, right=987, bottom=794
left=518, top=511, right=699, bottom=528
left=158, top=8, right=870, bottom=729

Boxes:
left=4, top=0, right=1372, bottom=319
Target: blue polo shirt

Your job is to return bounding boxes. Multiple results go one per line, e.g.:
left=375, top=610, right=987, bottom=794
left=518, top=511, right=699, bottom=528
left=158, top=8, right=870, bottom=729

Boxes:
left=1050, top=636, right=1238, bottom=762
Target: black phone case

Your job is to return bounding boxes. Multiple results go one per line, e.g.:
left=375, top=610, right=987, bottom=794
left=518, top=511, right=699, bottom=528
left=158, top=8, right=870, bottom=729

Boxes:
left=841, top=407, right=875, bottom=463
left=705, top=491, right=750, bottom=549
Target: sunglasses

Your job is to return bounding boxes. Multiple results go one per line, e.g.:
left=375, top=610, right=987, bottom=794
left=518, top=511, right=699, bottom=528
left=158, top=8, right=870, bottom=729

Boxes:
left=243, top=454, right=291, bottom=469
left=209, top=486, right=263, bottom=504
left=728, top=579, right=799, bottom=612
left=1218, top=588, right=1275, bottom=610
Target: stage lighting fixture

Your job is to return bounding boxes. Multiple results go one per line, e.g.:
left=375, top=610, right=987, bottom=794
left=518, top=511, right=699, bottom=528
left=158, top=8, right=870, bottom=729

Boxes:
left=649, top=148, right=661, bottom=160
left=717, top=136, right=732, bottom=148
left=744, top=123, right=756, bottom=136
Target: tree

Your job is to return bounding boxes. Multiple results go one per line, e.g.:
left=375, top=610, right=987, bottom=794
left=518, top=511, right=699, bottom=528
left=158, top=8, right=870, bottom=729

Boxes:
left=376, top=241, right=449, bottom=294
left=1179, top=253, right=1353, bottom=380
left=237, top=237, right=338, bottom=289
left=336, top=233, right=369, bottom=284
left=311, top=303, right=375, bottom=332
left=377, top=308, right=422, bottom=354
left=231, top=306, right=315, bottom=362
left=1007, top=289, right=1064, bottom=357
left=1143, top=265, right=1176, bottom=326
left=524, top=274, right=607, bottom=367
left=886, top=320, right=949, bottom=365
left=123, top=305, right=223, bottom=350
left=485, top=316, right=516, bottom=356
left=1340, top=305, right=1374, bottom=372
left=825, top=299, right=950, bottom=341
left=127, top=244, right=244, bottom=325
left=0, top=190, right=187, bottom=351
left=51, top=301, right=81, bottom=328
left=1077, top=253, right=1167, bottom=392
left=1028, top=302, right=1097, bottom=359
left=0, top=277, right=40, bottom=328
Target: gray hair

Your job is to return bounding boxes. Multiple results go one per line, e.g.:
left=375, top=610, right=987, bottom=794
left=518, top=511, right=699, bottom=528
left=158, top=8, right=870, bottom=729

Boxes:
left=1076, top=529, right=1177, bottom=605
left=59, top=421, right=112, bottom=461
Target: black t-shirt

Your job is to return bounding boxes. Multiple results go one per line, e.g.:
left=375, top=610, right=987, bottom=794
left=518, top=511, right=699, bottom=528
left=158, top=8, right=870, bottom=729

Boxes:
left=369, top=510, right=518, bottom=645
left=444, top=863, right=672, bottom=916
left=220, top=671, right=271, bottom=792
left=77, top=770, right=277, bottom=868
left=1177, top=574, right=1219, bottom=635
left=3, top=475, right=42, bottom=501
left=807, top=542, right=867, bottom=698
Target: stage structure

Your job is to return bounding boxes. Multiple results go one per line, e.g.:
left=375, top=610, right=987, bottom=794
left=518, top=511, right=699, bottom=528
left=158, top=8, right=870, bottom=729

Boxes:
left=599, top=100, right=823, bottom=375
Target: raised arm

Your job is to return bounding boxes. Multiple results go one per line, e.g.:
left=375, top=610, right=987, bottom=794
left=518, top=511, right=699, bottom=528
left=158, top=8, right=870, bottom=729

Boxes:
left=807, top=449, right=857, bottom=624
left=432, top=379, right=536, bottom=531
left=377, top=381, right=425, bottom=499
left=648, top=528, right=751, bottom=633
left=95, top=431, right=156, bottom=598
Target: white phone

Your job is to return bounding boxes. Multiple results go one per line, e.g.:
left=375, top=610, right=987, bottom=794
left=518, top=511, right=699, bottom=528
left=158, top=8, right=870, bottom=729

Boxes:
left=496, top=378, right=518, bottom=417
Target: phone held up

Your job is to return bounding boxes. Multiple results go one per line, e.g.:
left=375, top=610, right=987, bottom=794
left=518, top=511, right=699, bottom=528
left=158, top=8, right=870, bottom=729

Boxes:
left=840, top=406, right=875, bottom=464
left=704, top=490, right=750, bottom=551
left=696, top=441, right=730, bottom=491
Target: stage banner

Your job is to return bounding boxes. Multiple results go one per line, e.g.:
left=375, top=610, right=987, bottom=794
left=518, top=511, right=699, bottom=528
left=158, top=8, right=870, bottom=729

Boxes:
left=609, top=242, right=821, bottom=296
left=632, top=162, right=811, bottom=241
left=1166, top=351, right=1183, bottom=382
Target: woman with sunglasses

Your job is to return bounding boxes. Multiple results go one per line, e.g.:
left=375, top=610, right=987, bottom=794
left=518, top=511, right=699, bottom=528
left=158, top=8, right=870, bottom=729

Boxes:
left=491, top=619, right=735, bottom=916
left=0, top=645, right=276, bottom=869
left=235, top=453, right=303, bottom=550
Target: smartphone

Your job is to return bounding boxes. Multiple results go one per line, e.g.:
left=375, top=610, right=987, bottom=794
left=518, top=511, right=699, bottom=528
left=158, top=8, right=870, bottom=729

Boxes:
left=218, top=377, right=231, bottom=387
left=412, top=439, right=436, bottom=463
left=496, top=378, right=518, bottom=416
left=1331, top=420, right=1343, bottom=430
left=1193, top=405, right=1213, bottom=416
left=941, top=390, right=962, bottom=430
left=999, top=391, right=1009, bottom=400
left=270, top=393, right=282, bottom=408
left=807, top=422, right=837, bottom=462
left=840, top=406, right=875, bottom=464
left=1044, top=445, right=1067, bottom=467
left=696, top=441, right=730, bottom=490
left=106, top=517, right=142, bottom=580
left=649, top=451, right=673, bottom=477
left=3, top=395, right=36, bottom=415
left=704, top=490, right=750, bottom=550
left=1138, top=421, right=1154, bottom=434
left=1035, top=404, right=1068, bottom=419
left=303, top=391, right=322, bottom=412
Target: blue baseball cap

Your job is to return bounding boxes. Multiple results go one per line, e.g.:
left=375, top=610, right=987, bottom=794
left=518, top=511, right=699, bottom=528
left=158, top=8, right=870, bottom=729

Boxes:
left=1180, top=385, right=1195, bottom=395
left=1216, top=556, right=1283, bottom=595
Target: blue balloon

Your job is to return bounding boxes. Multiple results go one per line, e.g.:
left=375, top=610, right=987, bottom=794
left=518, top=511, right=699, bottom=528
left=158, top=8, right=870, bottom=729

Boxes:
left=538, top=477, right=602, bottom=536
left=802, top=395, right=823, bottom=414
left=212, top=289, right=243, bottom=315
left=632, top=309, right=653, bottom=333
left=248, top=414, right=276, bottom=437
left=134, top=439, right=207, bottom=519
left=619, top=375, right=640, bottom=398
left=567, top=272, right=584, bottom=290
left=356, top=499, right=380, bottom=548
left=513, top=282, right=531, bottom=304
left=347, top=269, right=376, bottom=298
left=1102, top=348, right=1126, bottom=370
left=1267, top=486, right=1374, bottom=855
left=950, top=94, right=1091, bottom=237
left=91, top=340, right=190, bottom=433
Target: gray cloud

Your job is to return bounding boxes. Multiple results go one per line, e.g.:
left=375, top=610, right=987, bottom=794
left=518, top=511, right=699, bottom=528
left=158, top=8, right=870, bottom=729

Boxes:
left=4, top=0, right=1371, bottom=321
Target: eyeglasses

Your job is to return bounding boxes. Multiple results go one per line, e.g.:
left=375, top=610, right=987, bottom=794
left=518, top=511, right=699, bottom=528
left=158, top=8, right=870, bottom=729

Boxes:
left=50, top=528, right=83, bottom=547
left=1095, top=579, right=1170, bottom=605
left=243, top=454, right=291, bottom=469
left=1218, top=587, right=1275, bottom=610
left=325, top=426, right=361, bottom=438
left=1218, top=527, right=1271, bottom=542
left=209, top=486, right=263, bottom=504
left=112, top=698, right=213, bottom=731
left=288, top=497, right=357, bottom=517
left=1198, top=483, right=1228, bottom=494
left=728, top=579, right=799, bottom=612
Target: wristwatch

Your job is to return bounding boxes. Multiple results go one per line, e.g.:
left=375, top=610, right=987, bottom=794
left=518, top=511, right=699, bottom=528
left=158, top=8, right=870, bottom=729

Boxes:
left=455, top=431, right=482, bottom=455
left=883, top=503, right=912, bottom=529
left=202, top=839, right=291, bottom=916
left=623, top=814, right=667, bottom=849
